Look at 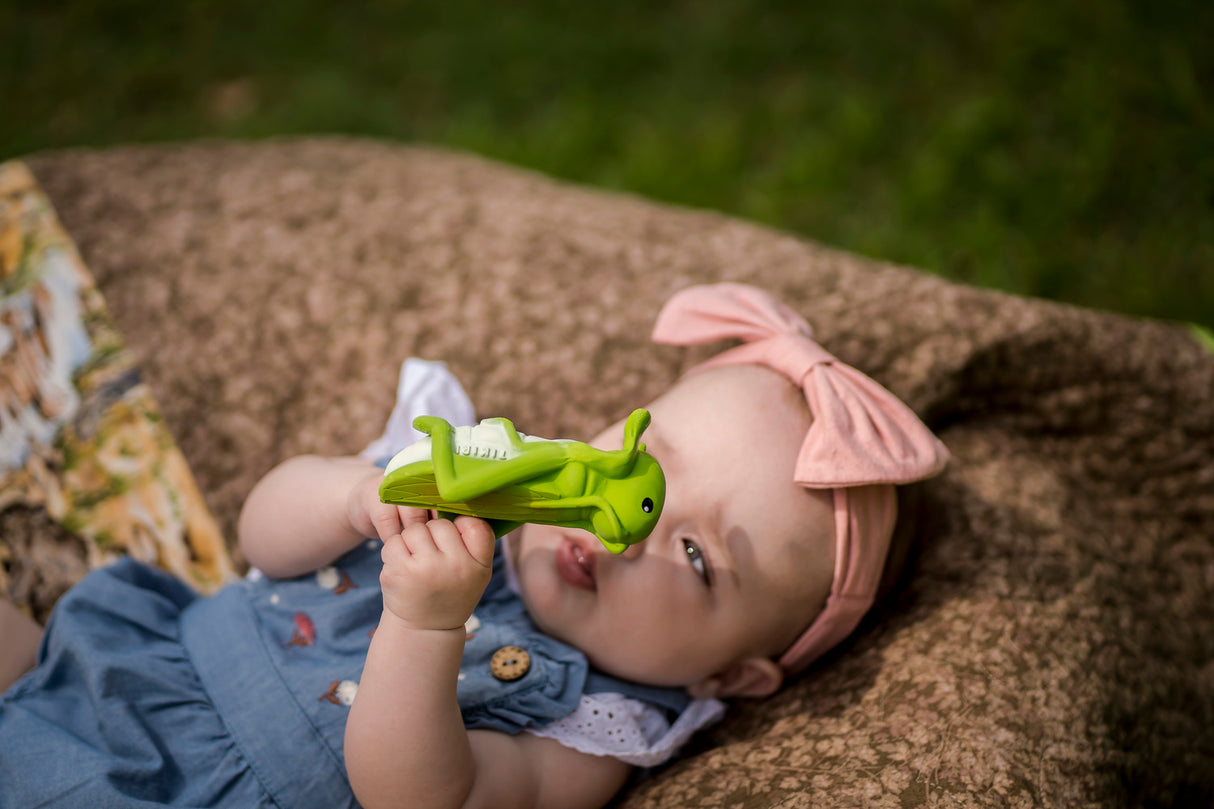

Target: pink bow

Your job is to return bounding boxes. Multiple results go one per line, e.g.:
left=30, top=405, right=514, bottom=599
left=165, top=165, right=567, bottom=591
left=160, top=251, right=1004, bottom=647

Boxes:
left=652, top=283, right=949, bottom=488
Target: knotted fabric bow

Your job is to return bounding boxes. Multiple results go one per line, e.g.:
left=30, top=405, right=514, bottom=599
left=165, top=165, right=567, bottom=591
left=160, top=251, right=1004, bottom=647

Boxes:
left=652, top=283, right=949, bottom=674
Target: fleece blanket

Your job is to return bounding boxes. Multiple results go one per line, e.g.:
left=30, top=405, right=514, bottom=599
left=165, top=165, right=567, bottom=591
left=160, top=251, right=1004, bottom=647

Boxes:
left=7, top=138, right=1213, bottom=807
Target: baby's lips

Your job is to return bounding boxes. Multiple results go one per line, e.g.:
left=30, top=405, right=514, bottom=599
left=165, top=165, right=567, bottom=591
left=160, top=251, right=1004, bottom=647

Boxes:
left=555, top=535, right=598, bottom=591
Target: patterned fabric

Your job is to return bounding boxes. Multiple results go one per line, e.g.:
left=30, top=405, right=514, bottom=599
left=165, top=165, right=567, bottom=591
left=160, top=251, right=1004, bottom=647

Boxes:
left=0, top=161, right=233, bottom=624
left=11, top=142, right=1213, bottom=806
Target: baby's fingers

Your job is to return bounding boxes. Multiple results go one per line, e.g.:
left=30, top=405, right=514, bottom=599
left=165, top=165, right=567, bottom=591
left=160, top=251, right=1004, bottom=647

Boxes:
left=398, top=519, right=441, bottom=558
left=368, top=501, right=427, bottom=542
left=451, top=516, right=496, bottom=569
left=396, top=504, right=430, bottom=531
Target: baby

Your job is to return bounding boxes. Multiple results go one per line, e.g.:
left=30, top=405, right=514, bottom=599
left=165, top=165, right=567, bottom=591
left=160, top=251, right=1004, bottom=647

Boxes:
left=0, top=283, right=948, bottom=809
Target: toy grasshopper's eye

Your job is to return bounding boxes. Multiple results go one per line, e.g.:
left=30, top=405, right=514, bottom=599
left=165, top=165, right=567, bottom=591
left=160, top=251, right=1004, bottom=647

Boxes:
left=642, top=497, right=654, bottom=513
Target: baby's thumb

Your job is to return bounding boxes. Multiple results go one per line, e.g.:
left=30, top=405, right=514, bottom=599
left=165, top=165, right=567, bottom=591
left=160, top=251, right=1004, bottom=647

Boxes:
left=454, top=516, right=498, bottom=569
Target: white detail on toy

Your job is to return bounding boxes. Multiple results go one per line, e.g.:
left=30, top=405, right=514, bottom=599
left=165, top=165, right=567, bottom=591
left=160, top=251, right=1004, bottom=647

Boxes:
left=384, top=418, right=571, bottom=474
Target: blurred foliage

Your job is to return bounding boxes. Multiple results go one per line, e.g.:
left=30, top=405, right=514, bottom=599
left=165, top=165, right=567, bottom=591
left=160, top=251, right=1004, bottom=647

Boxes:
left=3, top=0, right=1211, bottom=324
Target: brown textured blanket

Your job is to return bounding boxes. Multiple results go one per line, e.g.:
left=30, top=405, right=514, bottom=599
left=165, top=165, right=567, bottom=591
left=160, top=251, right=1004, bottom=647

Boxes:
left=11, top=138, right=1214, bottom=806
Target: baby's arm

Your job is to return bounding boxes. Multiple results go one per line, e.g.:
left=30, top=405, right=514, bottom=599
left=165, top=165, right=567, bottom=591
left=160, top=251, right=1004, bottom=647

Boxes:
left=239, top=455, right=429, bottom=578
left=461, top=730, right=632, bottom=809
left=345, top=516, right=631, bottom=809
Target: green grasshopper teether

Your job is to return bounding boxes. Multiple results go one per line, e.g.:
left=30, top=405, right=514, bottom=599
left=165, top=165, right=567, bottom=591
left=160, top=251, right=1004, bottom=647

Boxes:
left=379, top=409, right=665, bottom=553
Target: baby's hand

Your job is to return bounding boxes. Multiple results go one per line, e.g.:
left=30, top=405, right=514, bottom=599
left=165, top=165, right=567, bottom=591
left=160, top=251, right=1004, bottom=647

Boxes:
left=379, top=516, right=496, bottom=632
left=347, top=470, right=431, bottom=543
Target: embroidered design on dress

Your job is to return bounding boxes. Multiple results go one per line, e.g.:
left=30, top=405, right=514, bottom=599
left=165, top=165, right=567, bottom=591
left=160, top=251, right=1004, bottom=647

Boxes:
left=320, top=679, right=359, bottom=706
left=316, top=565, right=357, bottom=595
left=285, top=612, right=315, bottom=646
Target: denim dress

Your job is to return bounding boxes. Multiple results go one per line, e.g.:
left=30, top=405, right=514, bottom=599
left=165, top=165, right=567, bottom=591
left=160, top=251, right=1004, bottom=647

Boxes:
left=0, top=540, right=688, bottom=808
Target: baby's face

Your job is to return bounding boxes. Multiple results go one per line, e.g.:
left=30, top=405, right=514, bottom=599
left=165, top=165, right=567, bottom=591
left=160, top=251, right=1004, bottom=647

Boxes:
left=510, top=365, right=836, bottom=691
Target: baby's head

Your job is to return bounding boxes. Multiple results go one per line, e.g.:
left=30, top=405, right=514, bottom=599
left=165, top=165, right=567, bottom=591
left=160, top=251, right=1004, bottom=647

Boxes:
left=510, top=284, right=948, bottom=699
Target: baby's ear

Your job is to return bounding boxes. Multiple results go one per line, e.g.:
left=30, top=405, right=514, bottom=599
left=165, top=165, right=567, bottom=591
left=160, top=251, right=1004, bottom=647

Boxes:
left=687, top=657, right=784, bottom=700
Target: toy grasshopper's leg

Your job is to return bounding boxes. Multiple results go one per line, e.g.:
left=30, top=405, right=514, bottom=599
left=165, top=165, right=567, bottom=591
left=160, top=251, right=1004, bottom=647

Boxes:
left=524, top=493, right=611, bottom=512
left=411, top=416, right=464, bottom=500
left=413, top=415, right=575, bottom=503
left=565, top=409, right=652, bottom=477
left=524, top=494, right=621, bottom=534
left=524, top=494, right=630, bottom=553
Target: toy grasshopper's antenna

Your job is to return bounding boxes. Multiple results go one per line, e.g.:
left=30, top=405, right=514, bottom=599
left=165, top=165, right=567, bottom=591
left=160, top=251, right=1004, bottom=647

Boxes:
left=620, top=409, right=651, bottom=461
left=558, top=408, right=653, bottom=477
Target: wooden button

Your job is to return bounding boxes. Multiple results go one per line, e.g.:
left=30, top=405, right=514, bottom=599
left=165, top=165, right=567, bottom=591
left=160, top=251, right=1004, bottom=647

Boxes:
left=489, top=646, right=531, bottom=681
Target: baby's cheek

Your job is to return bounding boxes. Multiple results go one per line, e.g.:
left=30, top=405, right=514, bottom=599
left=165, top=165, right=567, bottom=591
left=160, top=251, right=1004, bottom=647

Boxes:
left=512, top=565, right=568, bottom=636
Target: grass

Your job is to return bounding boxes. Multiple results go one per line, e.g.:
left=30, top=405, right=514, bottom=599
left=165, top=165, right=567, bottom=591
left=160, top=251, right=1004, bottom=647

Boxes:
left=3, top=0, right=1211, bottom=326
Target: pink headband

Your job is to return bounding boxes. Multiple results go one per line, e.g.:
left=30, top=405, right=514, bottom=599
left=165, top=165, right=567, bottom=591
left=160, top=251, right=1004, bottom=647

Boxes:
left=652, top=283, right=949, bottom=675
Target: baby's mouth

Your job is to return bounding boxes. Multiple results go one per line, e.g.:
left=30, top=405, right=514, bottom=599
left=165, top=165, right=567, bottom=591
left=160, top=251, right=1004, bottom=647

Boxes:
left=555, top=535, right=597, bottom=591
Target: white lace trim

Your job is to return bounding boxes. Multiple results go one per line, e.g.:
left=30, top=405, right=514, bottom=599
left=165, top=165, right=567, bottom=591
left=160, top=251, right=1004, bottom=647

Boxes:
left=526, top=692, right=725, bottom=767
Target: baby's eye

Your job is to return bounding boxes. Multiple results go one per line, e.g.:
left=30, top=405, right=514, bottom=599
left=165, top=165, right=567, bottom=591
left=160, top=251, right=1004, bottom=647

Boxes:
left=682, top=539, right=711, bottom=587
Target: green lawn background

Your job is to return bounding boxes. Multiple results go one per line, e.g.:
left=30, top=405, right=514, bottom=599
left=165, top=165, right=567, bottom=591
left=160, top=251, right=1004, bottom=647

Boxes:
left=4, top=0, right=1211, bottom=325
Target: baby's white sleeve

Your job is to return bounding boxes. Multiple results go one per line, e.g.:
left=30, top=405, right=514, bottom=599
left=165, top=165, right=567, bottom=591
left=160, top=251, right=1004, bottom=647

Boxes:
left=359, top=358, right=477, bottom=461
left=525, top=692, right=726, bottom=767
